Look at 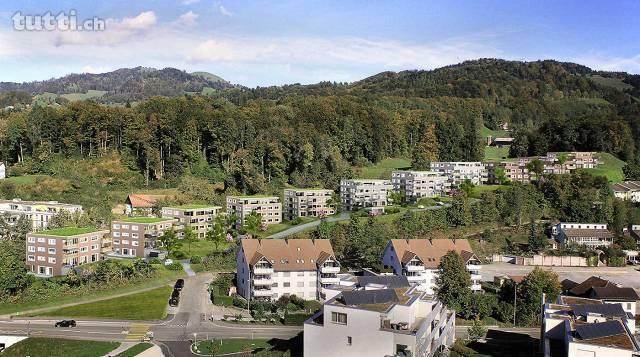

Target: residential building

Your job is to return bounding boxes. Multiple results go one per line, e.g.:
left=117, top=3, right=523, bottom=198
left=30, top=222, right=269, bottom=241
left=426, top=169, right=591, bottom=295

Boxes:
left=124, top=194, right=170, bottom=216
left=485, top=160, right=533, bottom=184
left=542, top=295, right=639, bottom=357
left=161, top=204, right=222, bottom=239
left=26, top=227, right=109, bottom=277
left=226, top=195, right=282, bottom=227
left=553, top=222, right=614, bottom=248
left=236, top=239, right=340, bottom=301
left=304, top=285, right=456, bottom=357
left=612, top=181, right=640, bottom=202
left=283, top=188, right=335, bottom=221
left=110, top=217, right=177, bottom=258
left=429, top=162, right=487, bottom=186
left=381, top=239, right=482, bottom=294
left=340, top=179, right=392, bottom=211
left=321, top=273, right=411, bottom=301
left=391, top=170, right=449, bottom=201
left=0, top=199, right=83, bottom=231
left=561, top=276, right=639, bottom=316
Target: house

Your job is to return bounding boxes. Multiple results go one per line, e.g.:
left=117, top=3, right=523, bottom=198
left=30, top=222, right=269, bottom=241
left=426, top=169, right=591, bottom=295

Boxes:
left=340, top=179, right=392, bottom=211
left=391, top=170, right=449, bottom=201
left=553, top=222, right=614, bottom=248
left=429, top=162, right=487, bottom=186
left=124, top=194, right=170, bottom=216
left=283, top=188, right=336, bottom=221
left=542, top=296, right=639, bottom=357
left=612, top=181, right=640, bottom=202
left=304, top=285, right=456, bottom=357
left=486, top=136, right=514, bottom=147
left=110, top=217, right=177, bottom=258
left=0, top=199, right=83, bottom=231
left=561, top=276, right=639, bottom=315
left=226, top=195, right=282, bottom=228
left=26, top=227, right=109, bottom=277
left=0, top=162, right=5, bottom=179
left=381, top=239, right=482, bottom=294
left=161, top=204, right=223, bottom=239
left=236, top=239, right=340, bottom=301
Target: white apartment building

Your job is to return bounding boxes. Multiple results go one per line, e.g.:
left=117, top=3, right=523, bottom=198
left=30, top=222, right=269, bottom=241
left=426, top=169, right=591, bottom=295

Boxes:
left=382, top=239, right=482, bottom=294
left=226, top=196, right=282, bottom=227
left=553, top=222, right=614, bottom=248
left=304, top=285, right=456, bottom=357
left=340, top=179, right=392, bottom=211
left=161, top=204, right=222, bottom=238
left=0, top=199, right=83, bottom=231
left=542, top=296, right=640, bottom=357
left=236, top=239, right=340, bottom=301
left=612, top=181, right=640, bottom=203
left=429, top=162, right=487, bottom=186
left=391, top=170, right=449, bottom=201
left=283, top=188, right=336, bottom=221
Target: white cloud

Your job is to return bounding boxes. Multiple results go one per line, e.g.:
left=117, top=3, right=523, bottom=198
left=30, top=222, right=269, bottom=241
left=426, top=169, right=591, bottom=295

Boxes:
left=119, top=11, right=158, bottom=31
left=81, top=65, right=113, bottom=74
left=182, top=0, right=200, bottom=4
left=178, top=11, right=199, bottom=26
left=574, top=53, right=640, bottom=74
left=218, top=5, right=233, bottom=17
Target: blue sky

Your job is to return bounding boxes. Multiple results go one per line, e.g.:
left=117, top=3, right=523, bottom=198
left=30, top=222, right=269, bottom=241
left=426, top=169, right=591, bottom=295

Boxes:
left=0, top=0, right=638, bottom=87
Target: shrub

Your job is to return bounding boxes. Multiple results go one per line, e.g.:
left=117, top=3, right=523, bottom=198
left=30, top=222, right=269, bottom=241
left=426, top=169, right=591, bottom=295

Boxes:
left=386, top=206, right=400, bottom=214
left=451, top=340, right=475, bottom=356
left=212, top=294, right=234, bottom=306
left=467, top=319, right=487, bottom=342
left=190, top=255, right=202, bottom=264
left=166, top=262, right=183, bottom=271
left=148, top=258, right=162, bottom=264
left=283, top=311, right=313, bottom=325
left=290, top=217, right=303, bottom=225
left=233, top=295, right=248, bottom=309
left=172, top=250, right=187, bottom=259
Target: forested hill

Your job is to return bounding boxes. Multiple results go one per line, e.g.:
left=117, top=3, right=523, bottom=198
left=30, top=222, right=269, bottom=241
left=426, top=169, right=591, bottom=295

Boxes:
left=0, top=67, right=235, bottom=103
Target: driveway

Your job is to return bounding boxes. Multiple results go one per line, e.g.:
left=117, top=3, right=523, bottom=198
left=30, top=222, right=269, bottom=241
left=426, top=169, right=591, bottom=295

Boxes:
left=267, top=212, right=350, bottom=239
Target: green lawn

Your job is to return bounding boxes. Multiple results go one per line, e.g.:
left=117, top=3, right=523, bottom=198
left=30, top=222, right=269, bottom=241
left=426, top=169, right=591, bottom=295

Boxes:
left=483, top=146, right=510, bottom=161
left=194, top=339, right=272, bottom=355
left=118, top=216, right=175, bottom=223
left=60, top=90, right=108, bottom=101
left=38, top=226, right=104, bottom=236
left=587, top=152, right=625, bottom=183
left=481, top=125, right=510, bottom=138
left=356, top=157, right=411, bottom=179
left=181, top=238, right=231, bottom=258
left=116, top=343, right=154, bottom=357
left=2, top=338, right=120, bottom=357
left=262, top=217, right=318, bottom=236
left=4, top=175, right=48, bottom=185
left=470, top=185, right=507, bottom=198
left=35, top=286, right=172, bottom=320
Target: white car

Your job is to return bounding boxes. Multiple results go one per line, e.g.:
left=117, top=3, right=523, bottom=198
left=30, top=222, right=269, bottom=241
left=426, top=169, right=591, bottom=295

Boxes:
left=164, top=259, right=174, bottom=266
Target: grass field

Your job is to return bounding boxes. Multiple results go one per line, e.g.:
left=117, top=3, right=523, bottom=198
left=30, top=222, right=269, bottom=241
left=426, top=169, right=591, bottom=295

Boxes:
left=588, top=75, right=634, bottom=91
left=60, top=90, right=108, bottom=101
left=481, top=125, right=510, bottom=138
left=470, top=184, right=507, bottom=198
left=261, top=216, right=318, bottom=236
left=181, top=238, right=231, bottom=258
left=116, top=343, right=154, bottom=357
left=484, top=146, right=510, bottom=161
left=4, top=175, right=48, bottom=185
left=2, top=338, right=120, bottom=357
left=193, top=339, right=272, bottom=354
left=356, top=157, right=411, bottom=179
left=587, top=152, right=625, bottom=183
left=35, top=286, right=173, bottom=320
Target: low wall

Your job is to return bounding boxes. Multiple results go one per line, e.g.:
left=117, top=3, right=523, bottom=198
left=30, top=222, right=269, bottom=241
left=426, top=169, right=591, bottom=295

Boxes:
left=494, top=254, right=592, bottom=267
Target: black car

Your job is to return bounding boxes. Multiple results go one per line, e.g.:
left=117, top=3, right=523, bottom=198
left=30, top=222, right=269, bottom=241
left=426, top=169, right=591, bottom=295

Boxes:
left=169, top=296, right=180, bottom=307
left=174, top=279, right=185, bottom=291
left=55, top=320, right=77, bottom=327
left=171, top=289, right=180, bottom=299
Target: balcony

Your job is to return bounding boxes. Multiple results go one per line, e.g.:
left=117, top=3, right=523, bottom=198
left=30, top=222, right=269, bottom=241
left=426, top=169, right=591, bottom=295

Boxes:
left=319, top=276, right=339, bottom=285
left=471, top=284, right=482, bottom=291
left=253, top=278, right=273, bottom=286
left=320, top=265, right=340, bottom=274
left=406, top=264, right=424, bottom=272
left=466, top=264, right=482, bottom=271
left=406, top=275, right=424, bottom=283
left=252, top=289, right=273, bottom=297
left=253, top=266, right=274, bottom=275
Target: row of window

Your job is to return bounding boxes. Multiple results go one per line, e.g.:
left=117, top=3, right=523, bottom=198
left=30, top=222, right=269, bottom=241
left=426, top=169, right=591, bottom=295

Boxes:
left=27, top=236, right=99, bottom=245
left=27, top=255, right=56, bottom=264
left=112, top=232, right=139, bottom=238
left=113, top=240, right=140, bottom=246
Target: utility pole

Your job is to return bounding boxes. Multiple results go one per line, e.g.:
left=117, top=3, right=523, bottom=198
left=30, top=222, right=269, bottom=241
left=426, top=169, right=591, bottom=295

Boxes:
left=513, top=282, right=517, bottom=326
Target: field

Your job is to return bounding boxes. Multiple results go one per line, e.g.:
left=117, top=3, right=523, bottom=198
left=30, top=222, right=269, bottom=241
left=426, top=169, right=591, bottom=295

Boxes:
left=587, top=152, right=625, bottom=183
left=193, top=339, right=273, bottom=355
left=115, top=343, right=154, bottom=357
left=484, top=146, right=510, bottom=161
left=356, top=157, right=411, bottom=179
left=4, top=175, right=49, bottom=185
left=481, top=125, right=510, bottom=138
left=35, top=286, right=173, bottom=320
left=588, top=75, right=634, bottom=91
left=180, top=238, right=232, bottom=258
left=60, top=90, right=108, bottom=101
left=2, top=338, right=120, bottom=357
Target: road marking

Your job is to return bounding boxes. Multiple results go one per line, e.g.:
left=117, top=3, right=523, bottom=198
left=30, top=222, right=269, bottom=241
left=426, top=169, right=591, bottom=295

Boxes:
left=126, top=323, right=150, bottom=341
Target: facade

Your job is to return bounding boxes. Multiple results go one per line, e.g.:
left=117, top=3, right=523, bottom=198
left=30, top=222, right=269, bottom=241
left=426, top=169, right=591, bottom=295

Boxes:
left=391, top=170, right=449, bottom=201
left=110, top=217, right=177, bottom=258
left=485, top=160, right=533, bottom=184
left=226, top=196, right=282, bottom=227
left=304, top=285, right=456, bottom=357
left=429, top=162, right=487, bottom=186
left=542, top=296, right=639, bottom=357
left=0, top=199, right=83, bottom=231
left=26, top=227, right=109, bottom=277
left=612, top=181, right=640, bottom=202
left=553, top=222, right=614, bottom=248
left=236, top=239, right=340, bottom=301
left=340, top=179, right=392, bottom=211
left=161, top=205, right=222, bottom=239
left=283, top=188, right=335, bottom=221
left=382, top=239, right=482, bottom=294
left=124, top=194, right=169, bottom=216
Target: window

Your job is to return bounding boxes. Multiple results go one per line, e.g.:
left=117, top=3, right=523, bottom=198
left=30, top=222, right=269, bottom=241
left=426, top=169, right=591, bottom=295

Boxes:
left=297, top=272, right=304, bottom=276
left=113, top=224, right=120, bottom=229
left=132, top=241, right=139, bottom=246
left=28, top=237, right=35, bottom=243
left=122, top=225, right=129, bottom=229
left=28, top=246, right=36, bottom=252
left=122, top=240, right=129, bottom=245
left=113, top=232, right=120, bottom=237
left=282, top=272, right=290, bottom=277
left=283, top=282, right=290, bottom=287
left=113, top=240, right=120, bottom=245
left=37, top=256, right=46, bottom=261
left=48, top=248, right=56, bottom=254
left=122, top=232, right=129, bottom=237
left=91, top=244, right=99, bottom=251
left=48, top=257, right=56, bottom=264
left=37, top=237, right=45, bottom=243
left=297, top=281, right=304, bottom=287
left=37, top=246, right=45, bottom=252
left=132, top=225, right=138, bottom=231
left=331, top=312, right=347, bottom=325
left=347, top=336, right=352, bottom=346
left=27, top=255, right=35, bottom=261
left=80, top=247, right=88, bottom=252
left=91, top=236, right=99, bottom=241
left=132, top=233, right=138, bottom=238
left=48, top=239, right=56, bottom=245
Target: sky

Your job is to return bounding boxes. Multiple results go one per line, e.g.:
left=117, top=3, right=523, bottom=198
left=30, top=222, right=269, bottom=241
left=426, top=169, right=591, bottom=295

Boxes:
left=0, top=0, right=639, bottom=87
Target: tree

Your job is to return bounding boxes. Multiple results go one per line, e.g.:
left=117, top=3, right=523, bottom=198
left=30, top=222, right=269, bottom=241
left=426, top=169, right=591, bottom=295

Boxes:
left=411, top=123, right=439, bottom=170
left=448, top=191, right=472, bottom=227
left=157, top=229, right=182, bottom=256
left=458, top=179, right=475, bottom=197
left=516, top=268, right=561, bottom=325
left=207, top=215, right=227, bottom=252
left=493, top=167, right=508, bottom=185
left=183, top=226, right=197, bottom=254
left=528, top=219, right=546, bottom=253
left=509, top=131, right=529, bottom=158
left=388, top=190, right=406, bottom=206
left=435, top=250, right=472, bottom=312
left=526, top=158, right=544, bottom=181
left=244, top=211, right=263, bottom=238
left=610, top=199, right=628, bottom=234
left=623, top=163, right=640, bottom=181
left=467, top=319, right=487, bottom=342
left=209, top=339, right=222, bottom=357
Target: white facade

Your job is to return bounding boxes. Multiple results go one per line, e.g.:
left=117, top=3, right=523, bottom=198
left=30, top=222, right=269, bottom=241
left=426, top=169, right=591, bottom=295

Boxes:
left=612, top=181, right=640, bottom=203
left=340, top=179, right=392, bottom=211
left=304, top=286, right=455, bottom=357
left=0, top=199, right=83, bottom=231
left=226, top=196, right=282, bottom=227
left=429, top=162, right=487, bottom=186
left=391, top=170, right=449, bottom=201
left=554, top=222, right=614, bottom=248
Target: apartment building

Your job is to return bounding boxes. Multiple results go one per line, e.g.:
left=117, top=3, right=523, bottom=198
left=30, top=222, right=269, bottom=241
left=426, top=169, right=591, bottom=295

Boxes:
left=283, top=188, right=336, bottom=221
left=391, top=170, right=449, bottom=201
left=161, top=204, right=222, bottom=238
left=26, top=227, right=109, bottom=277
left=0, top=199, right=83, bottom=231
left=612, top=181, right=640, bottom=202
left=382, top=239, right=482, bottom=294
left=429, top=162, right=487, bottom=186
left=226, top=196, right=282, bottom=227
left=553, top=222, right=614, bottom=248
left=561, top=276, right=640, bottom=316
left=542, top=296, right=639, bottom=357
left=236, top=239, right=340, bottom=301
left=340, top=179, right=392, bottom=211
left=110, top=217, right=177, bottom=258
left=304, top=285, right=456, bottom=357
left=485, top=160, right=533, bottom=184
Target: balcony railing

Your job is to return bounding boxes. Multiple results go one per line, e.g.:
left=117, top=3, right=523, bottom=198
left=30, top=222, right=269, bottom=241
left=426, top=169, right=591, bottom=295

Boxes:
left=406, top=264, right=424, bottom=272
left=466, top=264, right=482, bottom=271
left=253, top=278, right=273, bottom=286
left=252, top=289, right=273, bottom=297
left=253, top=266, right=273, bottom=274
left=406, top=275, right=424, bottom=282
left=320, top=265, right=340, bottom=274
left=319, top=276, right=339, bottom=284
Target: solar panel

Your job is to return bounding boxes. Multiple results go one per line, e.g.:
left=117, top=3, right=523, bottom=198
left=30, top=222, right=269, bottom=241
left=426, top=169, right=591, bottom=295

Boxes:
left=571, top=304, right=626, bottom=318
left=341, top=289, right=399, bottom=306
left=575, top=320, right=625, bottom=340
left=357, top=275, right=410, bottom=289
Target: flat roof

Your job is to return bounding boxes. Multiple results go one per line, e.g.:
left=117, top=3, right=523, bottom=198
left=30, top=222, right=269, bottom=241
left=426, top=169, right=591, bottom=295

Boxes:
left=165, top=204, right=222, bottom=210
left=116, top=217, right=175, bottom=223
left=227, top=195, right=278, bottom=199
left=35, top=227, right=106, bottom=237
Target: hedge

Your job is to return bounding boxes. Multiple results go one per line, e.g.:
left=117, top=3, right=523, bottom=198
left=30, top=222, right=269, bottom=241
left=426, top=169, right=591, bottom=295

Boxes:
left=283, top=312, right=313, bottom=326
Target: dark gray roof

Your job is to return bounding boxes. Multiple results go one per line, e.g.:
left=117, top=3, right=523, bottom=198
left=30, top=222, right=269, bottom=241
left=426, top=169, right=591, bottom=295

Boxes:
left=357, top=275, right=410, bottom=289
left=575, top=320, right=626, bottom=340
left=340, top=289, right=399, bottom=306
left=571, top=304, right=627, bottom=319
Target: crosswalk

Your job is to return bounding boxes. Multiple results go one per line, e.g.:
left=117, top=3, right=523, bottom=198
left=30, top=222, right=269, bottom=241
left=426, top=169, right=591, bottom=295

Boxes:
left=125, top=323, right=150, bottom=341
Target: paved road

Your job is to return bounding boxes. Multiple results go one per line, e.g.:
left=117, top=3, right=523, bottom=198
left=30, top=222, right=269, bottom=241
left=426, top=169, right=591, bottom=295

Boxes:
left=267, top=212, right=350, bottom=239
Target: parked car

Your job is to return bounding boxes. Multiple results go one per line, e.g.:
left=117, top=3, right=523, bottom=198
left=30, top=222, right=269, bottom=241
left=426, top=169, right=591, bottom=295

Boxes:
left=164, top=259, right=174, bottom=266
left=174, top=279, right=185, bottom=291
left=436, top=201, right=445, bottom=206
left=55, top=320, right=77, bottom=327
left=169, top=295, right=180, bottom=307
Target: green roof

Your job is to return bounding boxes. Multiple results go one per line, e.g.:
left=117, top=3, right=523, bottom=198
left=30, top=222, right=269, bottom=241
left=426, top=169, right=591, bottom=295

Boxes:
left=118, top=217, right=174, bottom=223
left=38, top=227, right=103, bottom=237
left=166, top=204, right=221, bottom=210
